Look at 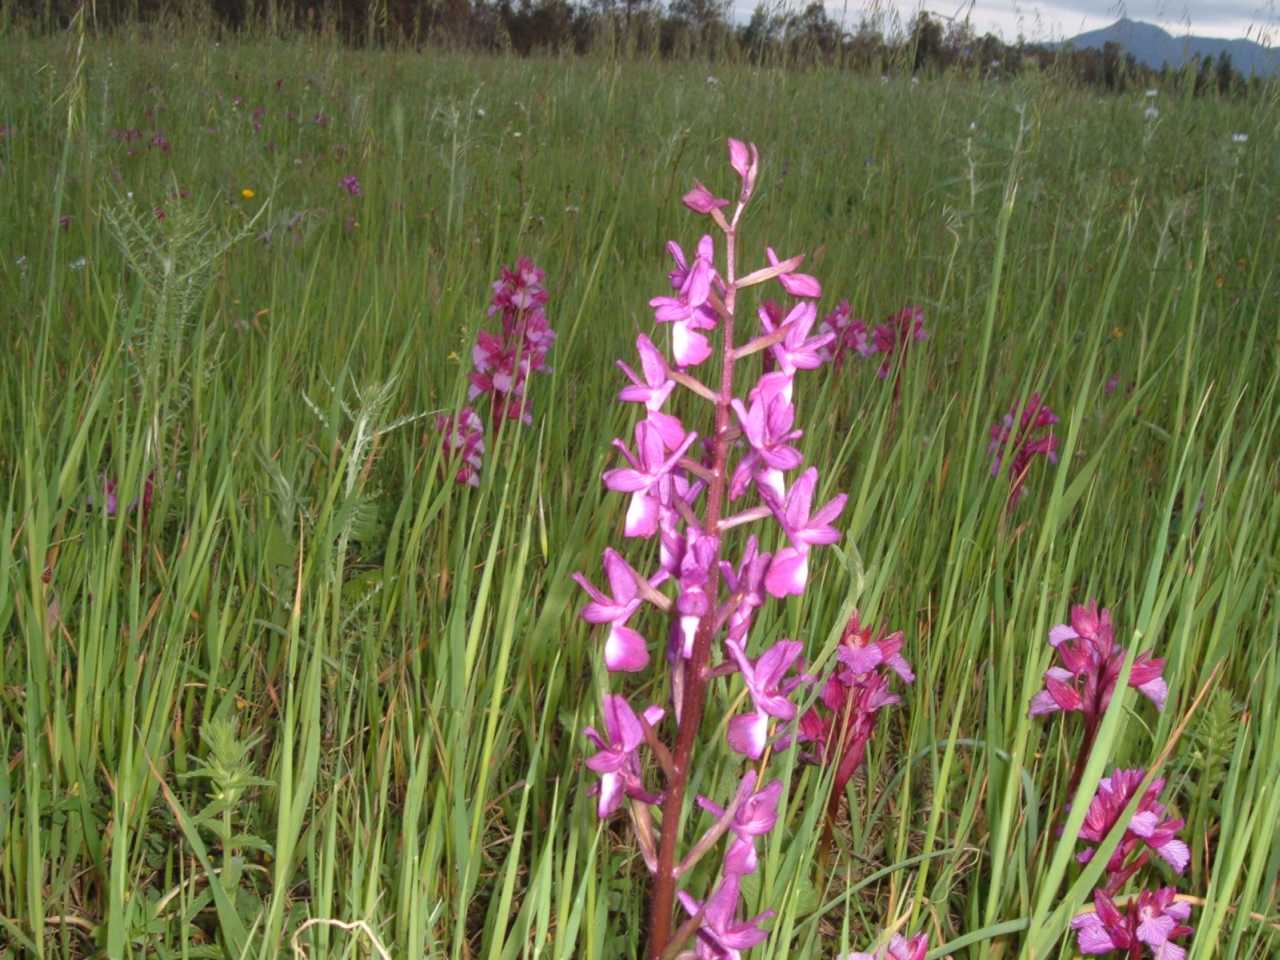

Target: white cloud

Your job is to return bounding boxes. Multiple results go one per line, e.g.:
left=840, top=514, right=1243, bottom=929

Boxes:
left=729, top=1, right=1279, bottom=43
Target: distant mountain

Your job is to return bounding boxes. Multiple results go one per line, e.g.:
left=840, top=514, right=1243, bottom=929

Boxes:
left=1064, top=18, right=1280, bottom=77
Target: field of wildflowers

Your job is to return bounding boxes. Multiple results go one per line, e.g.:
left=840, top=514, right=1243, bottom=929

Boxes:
left=1, top=21, right=1278, bottom=960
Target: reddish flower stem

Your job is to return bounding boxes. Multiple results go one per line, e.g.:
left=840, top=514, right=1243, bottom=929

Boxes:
left=645, top=223, right=738, bottom=959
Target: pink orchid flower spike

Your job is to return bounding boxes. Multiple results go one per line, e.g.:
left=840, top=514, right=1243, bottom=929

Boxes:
left=1069, top=887, right=1192, bottom=959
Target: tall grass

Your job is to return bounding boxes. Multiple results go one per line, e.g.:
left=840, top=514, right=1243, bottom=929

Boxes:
left=1, top=25, right=1277, bottom=959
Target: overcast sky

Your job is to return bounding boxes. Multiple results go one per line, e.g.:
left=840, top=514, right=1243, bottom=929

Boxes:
left=748, top=1, right=1280, bottom=43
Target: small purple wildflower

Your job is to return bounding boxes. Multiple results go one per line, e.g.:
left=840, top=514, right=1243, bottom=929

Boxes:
left=1070, top=887, right=1193, bottom=959
left=817, top=300, right=874, bottom=368
left=989, top=392, right=1059, bottom=507
left=1029, top=601, right=1168, bottom=723
left=871, top=305, right=928, bottom=379
left=842, top=931, right=929, bottom=960
left=341, top=174, right=362, bottom=197
left=434, top=406, right=485, bottom=487
left=798, top=611, right=913, bottom=818
left=1077, top=769, right=1190, bottom=892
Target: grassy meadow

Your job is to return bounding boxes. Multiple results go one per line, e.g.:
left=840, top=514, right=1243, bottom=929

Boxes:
left=1, top=25, right=1278, bottom=960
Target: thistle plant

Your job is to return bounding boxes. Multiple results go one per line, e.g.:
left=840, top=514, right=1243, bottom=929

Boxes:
left=573, top=138, right=846, bottom=958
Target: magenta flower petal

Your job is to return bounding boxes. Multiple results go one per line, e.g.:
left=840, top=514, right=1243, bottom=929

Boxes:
left=682, top=180, right=729, bottom=214
left=1048, top=623, right=1079, bottom=646
left=624, top=489, right=660, bottom=538
left=672, top=323, right=712, bottom=368
left=605, top=624, right=650, bottom=672
left=723, top=835, right=758, bottom=876
left=1155, top=838, right=1191, bottom=873
left=1134, top=673, right=1169, bottom=711
left=1071, top=912, right=1121, bottom=955
left=764, top=547, right=808, bottom=597
left=727, top=709, right=769, bottom=758
left=1028, top=689, right=1061, bottom=716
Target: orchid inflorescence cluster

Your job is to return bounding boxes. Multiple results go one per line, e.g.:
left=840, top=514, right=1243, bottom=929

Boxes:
left=796, top=612, right=915, bottom=826
left=574, top=137, right=858, bottom=958
left=989, top=391, right=1059, bottom=508
left=814, top=302, right=929, bottom=383
left=435, top=257, right=556, bottom=486
left=1031, top=602, right=1192, bottom=959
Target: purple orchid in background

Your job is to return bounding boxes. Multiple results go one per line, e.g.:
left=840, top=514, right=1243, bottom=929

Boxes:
left=842, top=931, right=930, bottom=960
left=871, top=305, right=928, bottom=380
left=989, top=392, right=1059, bottom=508
left=817, top=300, right=874, bottom=368
left=1030, top=599, right=1170, bottom=816
left=575, top=139, right=849, bottom=958
left=1077, top=769, right=1190, bottom=893
left=341, top=174, right=362, bottom=196
left=434, top=407, right=485, bottom=487
left=1070, top=887, right=1193, bottom=959
left=1030, top=601, right=1168, bottom=726
left=435, top=259, right=556, bottom=485
left=797, top=611, right=914, bottom=826
left=91, top=472, right=156, bottom=519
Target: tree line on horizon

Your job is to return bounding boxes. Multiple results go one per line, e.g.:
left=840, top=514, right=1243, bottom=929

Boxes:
left=3, top=0, right=1267, bottom=96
